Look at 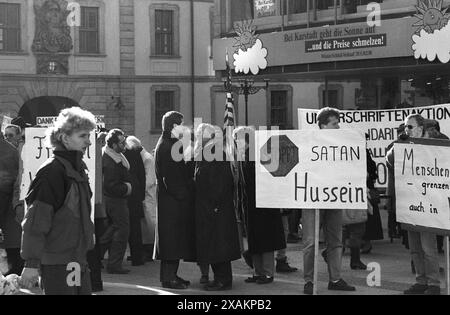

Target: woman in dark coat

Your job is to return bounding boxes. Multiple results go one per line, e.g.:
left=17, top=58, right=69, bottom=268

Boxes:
left=234, top=127, right=286, bottom=284
left=361, top=149, right=384, bottom=253
left=194, top=124, right=241, bottom=291
left=154, top=111, right=196, bottom=289
left=124, top=136, right=146, bottom=266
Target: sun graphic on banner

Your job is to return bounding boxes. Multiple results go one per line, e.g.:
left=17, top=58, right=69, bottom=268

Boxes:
left=413, top=0, right=450, bottom=34
left=233, top=21, right=258, bottom=52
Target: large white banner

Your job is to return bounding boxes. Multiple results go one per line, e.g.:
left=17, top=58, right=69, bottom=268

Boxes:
left=20, top=128, right=96, bottom=218
left=255, top=129, right=367, bottom=209
left=298, top=104, right=450, bottom=188
left=394, top=142, right=450, bottom=232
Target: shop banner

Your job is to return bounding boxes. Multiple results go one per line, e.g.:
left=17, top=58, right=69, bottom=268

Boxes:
left=298, top=104, right=450, bottom=188
left=20, top=128, right=96, bottom=220
left=394, top=141, right=450, bottom=233
left=255, top=129, right=367, bottom=209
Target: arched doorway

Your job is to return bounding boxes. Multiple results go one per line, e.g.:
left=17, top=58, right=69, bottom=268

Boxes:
left=19, top=96, right=79, bottom=126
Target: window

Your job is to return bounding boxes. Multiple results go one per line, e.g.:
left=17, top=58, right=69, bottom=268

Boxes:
left=155, top=10, right=173, bottom=55
left=230, top=0, right=254, bottom=24
left=80, top=6, right=99, bottom=54
left=270, top=90, right=288, bottom=129
left=319, top=84, right=343, bottom=109
left=288, top=0, right=308, bottom=14
left=155, top=91, right=174, bottom=130
left=150, top=4, right=179, bottom=57
left=0, top=3, right=20, bottom=51
left=151, top=86, right=180, bottom=132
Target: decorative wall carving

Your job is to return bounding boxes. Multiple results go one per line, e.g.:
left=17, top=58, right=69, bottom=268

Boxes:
left=32, top=0, right=73, bottom=74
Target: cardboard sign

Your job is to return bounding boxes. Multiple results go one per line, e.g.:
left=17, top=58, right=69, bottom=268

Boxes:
left=298, top=104, right=450, bottom=188
left=20, top=128, right=96, bottom=220
left=36, top=115, right=105, bottom=129
left=394, top=141, right=450, bottom=233
left=255, top=129, right=367, bottom=209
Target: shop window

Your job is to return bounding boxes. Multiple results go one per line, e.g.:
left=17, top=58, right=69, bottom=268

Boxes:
left=151, top=86, right=180, bottom=133
left=343, top=0, right=382, bottom=14
left=0, top=3, right=20, bottom=52
left=288, top=0, right=308, bottom=14
left=80, top=7, right=99, bottom=54
left=150, top=4, right=180, bottom=57
left=230, top=0, right=254, bottom=24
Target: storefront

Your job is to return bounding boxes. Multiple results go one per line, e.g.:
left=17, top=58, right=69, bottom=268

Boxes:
left=213, top=3, right=450, bottom=127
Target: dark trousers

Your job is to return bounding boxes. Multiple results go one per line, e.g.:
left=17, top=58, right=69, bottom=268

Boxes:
left=128, top=214, right=144, bottom=264
left=160, top=260, right=180, bottom=282
left=87, top=218, right=108, bottom=288
left=41, top=265, right=91, bottom=295
left=288, top=210, right=302, bottom=235
left=211, top=261, right=232, bottom=284
left=5, top=248, right=24, bottom=276
left=104, top=197, right=130, bottom=270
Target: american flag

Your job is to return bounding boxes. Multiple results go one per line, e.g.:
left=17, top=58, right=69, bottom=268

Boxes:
left=224, top=92, right=235, bottom=128
left=224, top=51, right=235, bottom=128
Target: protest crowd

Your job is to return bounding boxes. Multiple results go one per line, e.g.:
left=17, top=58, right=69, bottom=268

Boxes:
left=0, top=104, right=449, bottom=296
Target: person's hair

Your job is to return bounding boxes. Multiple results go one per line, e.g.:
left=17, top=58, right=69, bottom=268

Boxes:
left=47, top=107, right=96, bottom=148
left=405, top=114, right=425, bottom=127
left=106, top=129, right=125, bottom=148
left=194, top=123, right=217, bottom=157
left=162, top=111, right=183, bottom=133
left=5, top=124, right=21, bottom=135
left=232, top=126, right=255, bottom=141
left=317, top=107, right=340, bottom=129
left=125, top=135, right=142, bottom=150
left=423, top=119, right=441, bottom=138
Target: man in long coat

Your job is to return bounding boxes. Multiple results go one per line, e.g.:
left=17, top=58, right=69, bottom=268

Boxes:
left=154, top=111, right=196, bottom=290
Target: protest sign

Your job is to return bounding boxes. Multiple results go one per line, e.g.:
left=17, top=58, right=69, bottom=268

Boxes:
left=394, top=140, right=450, bottom=234
left=255, top=129, right=367, bottom=209
left=20, top=128, right=96, bottom=220
left=36, top=115, right=105, bottom=129
left=298, top=104, right=450, bottom=188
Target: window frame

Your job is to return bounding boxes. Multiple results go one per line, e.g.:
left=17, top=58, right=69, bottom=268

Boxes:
left=0, top=0, right=26, bottom=54
left=150, top=85, right=180, bottom=134
left=73, top=0, right=106, bottom=56
left=266, top=85, right=293, bottom=129
left=79, top=6, right=100, bottom=54
left=150, top=3, right=180, bottom=58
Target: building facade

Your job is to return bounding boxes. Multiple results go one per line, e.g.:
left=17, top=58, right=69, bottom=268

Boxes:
left=213, top=0, right=450, bottom=129
left=0, top=0, right=218, bottom=149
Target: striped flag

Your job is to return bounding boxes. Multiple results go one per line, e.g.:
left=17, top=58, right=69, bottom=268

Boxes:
left=224, top=92, right=235, bottom=128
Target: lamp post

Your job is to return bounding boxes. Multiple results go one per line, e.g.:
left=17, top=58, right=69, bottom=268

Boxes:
left=224, top=77, right=269, bottom=126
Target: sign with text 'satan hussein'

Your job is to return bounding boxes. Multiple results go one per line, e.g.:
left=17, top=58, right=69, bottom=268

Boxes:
left=20, top=128, right=96, bottom=220
left=394, top=142, right=450, bottom=232
left=213, top=17, right=416, bottom=70
left=298, top=104, right=450, bottom=188
left=255, top=129, right=367, bottom=209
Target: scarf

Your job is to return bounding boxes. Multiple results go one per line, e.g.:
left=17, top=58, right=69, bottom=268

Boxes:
left=103, top=146, right=130, bottom=170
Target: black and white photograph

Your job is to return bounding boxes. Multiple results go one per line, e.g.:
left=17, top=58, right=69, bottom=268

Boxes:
left=0, top=0, right=450, bottom=300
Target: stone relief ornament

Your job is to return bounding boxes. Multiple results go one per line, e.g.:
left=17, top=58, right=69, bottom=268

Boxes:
left=32, top=0, right=73, bottom=74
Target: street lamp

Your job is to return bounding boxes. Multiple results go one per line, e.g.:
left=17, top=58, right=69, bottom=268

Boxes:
left=224, top=77, right=270, bottom=126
